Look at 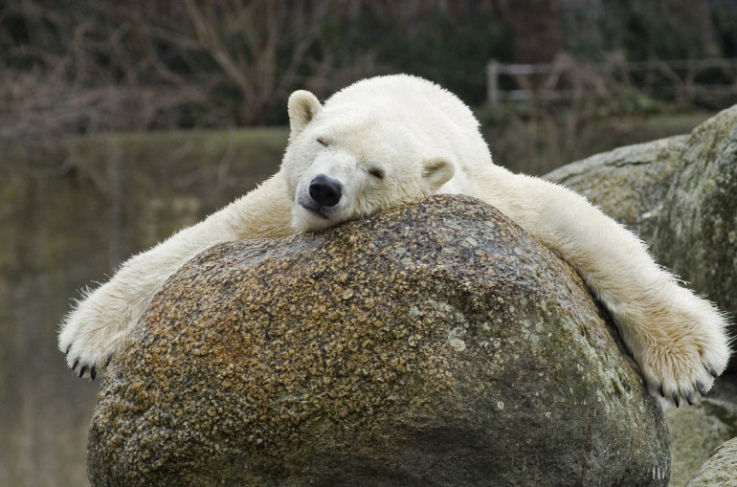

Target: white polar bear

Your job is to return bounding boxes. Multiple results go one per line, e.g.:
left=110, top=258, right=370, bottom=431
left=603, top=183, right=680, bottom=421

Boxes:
left=59, top=74, right=730, bottom=406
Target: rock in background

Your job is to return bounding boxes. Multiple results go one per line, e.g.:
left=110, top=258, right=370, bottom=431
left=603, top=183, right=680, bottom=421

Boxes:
left=544, top=135, right=686, bottom=243
left=546, top=106, right=737, bottom=487
left=684, top=437, right=737, bottom=487
left=87, top=196, right=669, bottom=487
left=546, top=105, right=737, bottom=347
left=667, top=399, right=737, bottom=487
left=651, top=106, right=737, bottom=342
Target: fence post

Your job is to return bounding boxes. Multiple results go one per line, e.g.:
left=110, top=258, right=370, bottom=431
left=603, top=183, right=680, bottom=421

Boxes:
left=487, top=59, right=501, bottom=105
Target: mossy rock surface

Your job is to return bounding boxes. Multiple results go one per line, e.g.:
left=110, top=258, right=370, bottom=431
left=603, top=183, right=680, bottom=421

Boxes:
left=87, top=195, right=669, bottom=487
left=651, top=106, right=737, bottom=337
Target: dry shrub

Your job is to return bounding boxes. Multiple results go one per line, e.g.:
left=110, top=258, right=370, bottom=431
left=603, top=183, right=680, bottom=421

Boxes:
left=0, top=0, right=380, bottom=142
left=480, top=52, right=696, bottom=175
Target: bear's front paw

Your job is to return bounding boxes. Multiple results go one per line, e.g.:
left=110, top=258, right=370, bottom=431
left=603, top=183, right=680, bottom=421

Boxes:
left=58, top=301, right=128, bottom=380
left=59, top=326, right=120, bottom=380
left=62, top=343, right=108, bottom=380
left=640, top=345, right=727, bottom=407
left=635, top=292, right=731, bottom=406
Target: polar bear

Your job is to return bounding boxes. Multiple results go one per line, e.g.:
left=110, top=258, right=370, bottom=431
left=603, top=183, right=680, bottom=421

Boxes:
left=59, top=74, right=730, bottom=406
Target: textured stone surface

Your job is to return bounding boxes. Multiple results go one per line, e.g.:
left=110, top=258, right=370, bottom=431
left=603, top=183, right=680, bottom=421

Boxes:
left=651, top=106, right=737, bottom=333
left=666, top=400, right=737, bottom=487
left=684, top=437, right=737, bottom=487
left=544, top=135, right=686, bottom=243
left=87, top=195, right=669, bottom=487
left=544, top=109, right=737, bottom=485
left=549, top=106, right=737, bottom=337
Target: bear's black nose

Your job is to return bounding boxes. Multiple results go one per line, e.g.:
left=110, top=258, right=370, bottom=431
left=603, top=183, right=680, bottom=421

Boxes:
left=309, top=175, right=342, bottom=207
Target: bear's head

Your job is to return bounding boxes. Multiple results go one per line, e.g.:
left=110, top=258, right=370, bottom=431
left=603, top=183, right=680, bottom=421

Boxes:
left=282, top=89, right=456, bottom=233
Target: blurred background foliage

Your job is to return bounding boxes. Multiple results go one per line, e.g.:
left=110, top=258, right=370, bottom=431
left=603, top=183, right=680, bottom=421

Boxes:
left=2, top=0, right=737, bottom=173
left=1, top=1, right=735, bottom=127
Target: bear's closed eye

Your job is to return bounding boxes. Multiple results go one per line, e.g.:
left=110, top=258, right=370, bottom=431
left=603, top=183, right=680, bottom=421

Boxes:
left=368, top=168, right=384, bottom=179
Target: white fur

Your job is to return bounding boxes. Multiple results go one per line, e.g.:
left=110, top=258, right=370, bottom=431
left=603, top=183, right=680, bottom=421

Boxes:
left=59, top=74, right=731, bottom=405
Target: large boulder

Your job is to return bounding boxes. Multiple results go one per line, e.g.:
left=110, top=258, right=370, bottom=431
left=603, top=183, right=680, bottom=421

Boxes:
left=87, top=195, right=669, bottom=487
left=666, top=399, right=737, bottom=487
left=651, top=106, right=737, bottom=331
left=544, top=135, right=686, bottom=243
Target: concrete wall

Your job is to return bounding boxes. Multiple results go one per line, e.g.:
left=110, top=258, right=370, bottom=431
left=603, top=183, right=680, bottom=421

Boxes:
left=0, top=128, right=287, bottom=487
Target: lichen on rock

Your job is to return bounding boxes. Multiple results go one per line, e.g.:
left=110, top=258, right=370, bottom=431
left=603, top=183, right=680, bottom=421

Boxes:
left=87, top=195, right=669, bottom=487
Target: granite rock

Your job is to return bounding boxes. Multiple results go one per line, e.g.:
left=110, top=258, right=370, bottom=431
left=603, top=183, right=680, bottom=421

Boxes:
left=544, top=135, right=686, bottom=243
left=651, top=106, right=737, bottom=335
left=87, top=195, right=669, bottom=487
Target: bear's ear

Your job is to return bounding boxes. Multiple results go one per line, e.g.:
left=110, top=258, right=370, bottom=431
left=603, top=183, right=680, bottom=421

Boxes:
left=422, top=157, right=455, bottom=191
left=288, top=90, right=322, bottom=136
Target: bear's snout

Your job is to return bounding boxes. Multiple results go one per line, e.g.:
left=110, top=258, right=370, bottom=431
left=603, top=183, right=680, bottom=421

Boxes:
left=309, top=175, right=342, bottom=207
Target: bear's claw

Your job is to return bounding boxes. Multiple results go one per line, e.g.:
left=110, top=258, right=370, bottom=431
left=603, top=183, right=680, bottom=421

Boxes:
left=59, top=300, right=126, bottom=380
left=627, top=284, right=731, bottom=407
left=640, top=341, right=729, bottom=407
left=65, top=352, right=100, bottom=380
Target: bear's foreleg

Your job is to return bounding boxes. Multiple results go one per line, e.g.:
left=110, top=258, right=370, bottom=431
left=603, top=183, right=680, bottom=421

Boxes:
left=59, top=175, right=293, bottom=378
left=477, top=170, right=731, bottom=405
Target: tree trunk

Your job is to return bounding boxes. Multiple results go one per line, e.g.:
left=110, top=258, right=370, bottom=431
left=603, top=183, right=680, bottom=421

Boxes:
left=495, top=0, right=563, bottom=64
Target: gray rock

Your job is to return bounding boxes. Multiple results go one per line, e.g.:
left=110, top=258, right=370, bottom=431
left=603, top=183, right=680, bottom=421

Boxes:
left=544, top=136, right=687, bottom=243
left=666, top=399, right=737, bottom=487
left=547, top=106, right=737, bottom=369
left=544, top=108, right=737, bottom=485
left=651, top=106, right=737, bottom=330
left=87, top=195, right=669, bottom=487
left=684, top=436, right=737, bottom=487
left=548, top=106, right=737, bottom=335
